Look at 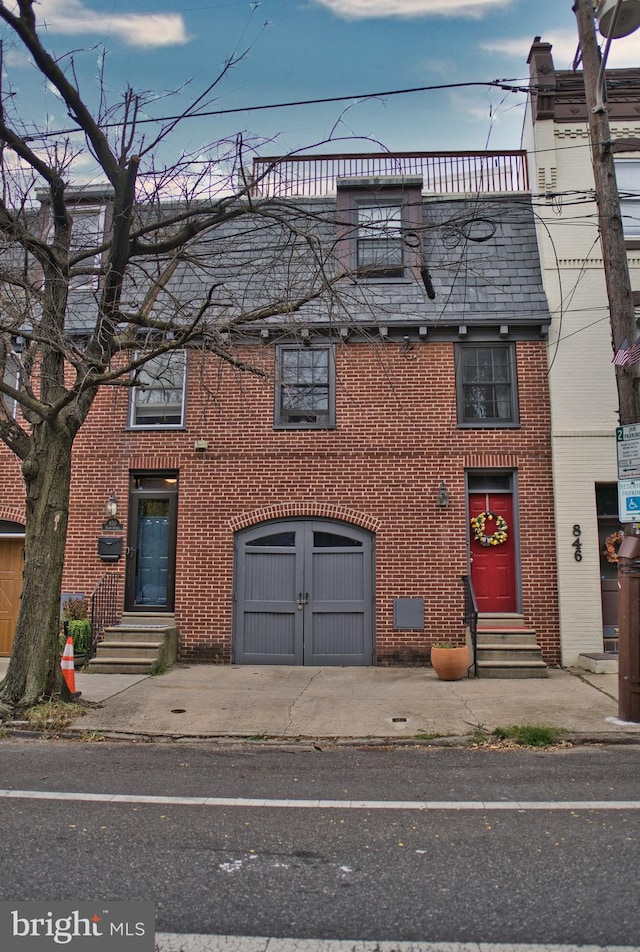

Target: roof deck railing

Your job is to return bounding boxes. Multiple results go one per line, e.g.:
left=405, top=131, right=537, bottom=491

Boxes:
left=251, top=151, right=529, bottom=198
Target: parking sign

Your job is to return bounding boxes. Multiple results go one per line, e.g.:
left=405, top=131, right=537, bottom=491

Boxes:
left=618, top=479, right=640, bottom=522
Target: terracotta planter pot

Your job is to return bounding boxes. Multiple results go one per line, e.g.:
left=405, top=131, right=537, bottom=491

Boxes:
left=430, top=645, right=470, bottom=681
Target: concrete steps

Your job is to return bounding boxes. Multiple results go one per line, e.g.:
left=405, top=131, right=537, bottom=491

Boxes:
left=88, top=614, right=178, bottom=674
left=475, top=615, right=548, bottom=678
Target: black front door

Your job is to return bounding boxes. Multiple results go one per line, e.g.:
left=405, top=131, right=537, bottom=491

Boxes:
left=125, top=475, right=178, bottom=612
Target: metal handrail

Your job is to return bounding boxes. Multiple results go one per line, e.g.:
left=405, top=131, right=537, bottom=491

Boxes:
left=251, top=150, right=529, bottom=198
left=90, top=572, right=121, bottom=655
left=462, top=574, right=479, bottom=678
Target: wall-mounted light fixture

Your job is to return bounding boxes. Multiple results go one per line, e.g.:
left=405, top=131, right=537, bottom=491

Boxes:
left=400, top=336, right=414, bottom=355
left=436, top=481, right=450, bottom=508
left=105, top=492, right=118, bottom=519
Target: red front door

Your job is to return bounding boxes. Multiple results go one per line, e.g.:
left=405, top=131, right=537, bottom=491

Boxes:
left=469, top=492, right=517, bottom=613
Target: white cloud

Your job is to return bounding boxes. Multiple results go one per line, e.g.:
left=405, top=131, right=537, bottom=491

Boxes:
left=311, top=0, right=513, bottom=18
left=2, top=48, right=31, bottom=68
left=479, top=29, right=640, bottom=71
left=36, top=0, right=189, bottom=48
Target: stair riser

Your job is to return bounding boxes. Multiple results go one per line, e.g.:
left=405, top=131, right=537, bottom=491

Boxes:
left=102, top=628, right=173, bottom=643
left=476, top=667, right=549, bottom=679
left=476, top=633, right=538, bottom=646
left=119, top=613, right=176, bottom=626
left=478, top=614, right=525, bottom=626
left=96, top=647, right=162, bottom=660
left=88, top=661, right=156, bottom=675
left=477, top=648, right=544, bottom=664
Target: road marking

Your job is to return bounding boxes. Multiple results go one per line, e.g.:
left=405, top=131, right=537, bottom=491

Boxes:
left=0, top=789, right=640, bottom=811
left=154, top=936, right=639, bottom=952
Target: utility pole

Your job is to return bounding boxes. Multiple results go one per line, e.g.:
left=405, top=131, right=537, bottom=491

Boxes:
left=574, top=0, right=640, bottom=722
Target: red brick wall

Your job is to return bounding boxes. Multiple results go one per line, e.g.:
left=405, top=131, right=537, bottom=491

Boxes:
left=0, top=339, right=560, bottom=665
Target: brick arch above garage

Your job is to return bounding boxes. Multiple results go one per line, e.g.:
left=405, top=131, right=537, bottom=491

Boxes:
left=228, top=503, right=381, bottom=533
left=0, top=508, right=25, bottom=527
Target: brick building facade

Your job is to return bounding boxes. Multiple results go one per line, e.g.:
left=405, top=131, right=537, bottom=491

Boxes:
left=0, top=153, right=560, bottom=670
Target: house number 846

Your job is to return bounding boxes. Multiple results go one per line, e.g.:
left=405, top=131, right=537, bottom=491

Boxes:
left=572, top=524, right=582, bottom=562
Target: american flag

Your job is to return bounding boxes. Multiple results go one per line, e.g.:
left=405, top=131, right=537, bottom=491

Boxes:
left=613, top=338, right=640, bottom=366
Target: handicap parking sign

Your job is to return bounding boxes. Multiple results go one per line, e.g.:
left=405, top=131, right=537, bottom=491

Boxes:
left=618, top=479, right=640, bottom=522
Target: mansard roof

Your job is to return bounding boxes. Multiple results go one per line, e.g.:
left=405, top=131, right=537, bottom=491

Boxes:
left=1, top=162, right=550, bottom=342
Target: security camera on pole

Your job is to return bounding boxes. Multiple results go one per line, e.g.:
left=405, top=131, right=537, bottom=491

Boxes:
left=573, top=0, right=640, bottom=722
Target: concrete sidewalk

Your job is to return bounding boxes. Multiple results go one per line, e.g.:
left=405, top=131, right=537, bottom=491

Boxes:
left=1, top=657, right=637, bottom=742
left=1, top=659, right=638, bottom=742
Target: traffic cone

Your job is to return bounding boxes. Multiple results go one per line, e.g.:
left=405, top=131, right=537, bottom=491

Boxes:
left=60, top=635, right=77, bottom=694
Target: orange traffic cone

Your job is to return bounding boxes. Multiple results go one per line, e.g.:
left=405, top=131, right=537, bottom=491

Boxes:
left=61, top=635, right=77, bottom=695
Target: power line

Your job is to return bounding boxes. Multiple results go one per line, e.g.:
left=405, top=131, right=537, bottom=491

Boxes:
left=21, top=78, right=531, bottom=143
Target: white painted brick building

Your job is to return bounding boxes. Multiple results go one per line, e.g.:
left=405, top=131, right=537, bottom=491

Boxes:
left=523, top=38, right=640, bottom=665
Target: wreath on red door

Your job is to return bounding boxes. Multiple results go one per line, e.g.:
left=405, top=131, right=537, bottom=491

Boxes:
left=604, top=530, right=624, bottom=563
left=471, top=511, right=508, bottom=547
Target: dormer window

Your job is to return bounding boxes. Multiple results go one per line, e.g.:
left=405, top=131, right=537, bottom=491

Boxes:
left=69, top=205, right=106, bottom=289
left=336, top=176, right=423, bottom=283
left=356, top=199, right=404, bottom=278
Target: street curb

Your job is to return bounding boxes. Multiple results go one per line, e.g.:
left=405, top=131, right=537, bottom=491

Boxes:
left=3, top=724, right=640, bottom=748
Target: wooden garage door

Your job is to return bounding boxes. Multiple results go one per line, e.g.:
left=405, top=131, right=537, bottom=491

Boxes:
left=234, top=520, right=374, bottom=665
left=0, top=539, right=24, bottom=656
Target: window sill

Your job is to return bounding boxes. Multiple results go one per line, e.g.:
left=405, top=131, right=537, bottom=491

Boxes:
left=352, top=276, right=413, bottom=285
left=457, top=421, right=520, bottom=429
left=126, top=425, right=187, bottom=432
left=273, top=424, right=337, bottom=431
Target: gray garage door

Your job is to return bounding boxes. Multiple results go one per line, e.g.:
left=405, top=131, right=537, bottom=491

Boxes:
left=233, top=520, right=374, bottom=665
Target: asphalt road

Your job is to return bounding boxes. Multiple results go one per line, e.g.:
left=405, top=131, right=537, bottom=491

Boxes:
left=0, top=738, right=639, bottom=947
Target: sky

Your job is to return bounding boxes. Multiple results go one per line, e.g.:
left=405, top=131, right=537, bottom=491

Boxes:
left=2, top=0, right=640, bottom=179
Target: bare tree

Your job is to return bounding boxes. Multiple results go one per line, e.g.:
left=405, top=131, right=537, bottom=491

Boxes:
left=0, top=1, right=347, bottom=709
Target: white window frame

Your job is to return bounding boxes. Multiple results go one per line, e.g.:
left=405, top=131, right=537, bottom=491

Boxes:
left=615, top=159, right=640, bottom=239
left=129, top=351, right=187, bottom=429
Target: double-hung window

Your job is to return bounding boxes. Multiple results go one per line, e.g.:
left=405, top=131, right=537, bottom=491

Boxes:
left=69, top=205, right=106, bottom=289
left=129, top=351, right=187, bottom=428
left=275, top=344, right=335, bottom=428
left=336, top=177, right=423, bottom=282
left=1, top=352, right=20, bottom=419
left=615, top=159, right=640, bottom=239
left=456, top=344, right=519, bottom=427
left=356, top=200, right=404, bottom=278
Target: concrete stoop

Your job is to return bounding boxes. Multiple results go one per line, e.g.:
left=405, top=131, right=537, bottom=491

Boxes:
left=578, top=652, right=619, bottom=674
left=88, top=613, right=178, bottom=674
left=475, top=613, right=548, bottom=679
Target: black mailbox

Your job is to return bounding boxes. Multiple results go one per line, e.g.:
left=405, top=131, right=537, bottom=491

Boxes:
left=98, top=537, right=123, bottom=562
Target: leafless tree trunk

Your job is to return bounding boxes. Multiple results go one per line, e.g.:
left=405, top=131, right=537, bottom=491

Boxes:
left=0, top=1, right=348, bottom=708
